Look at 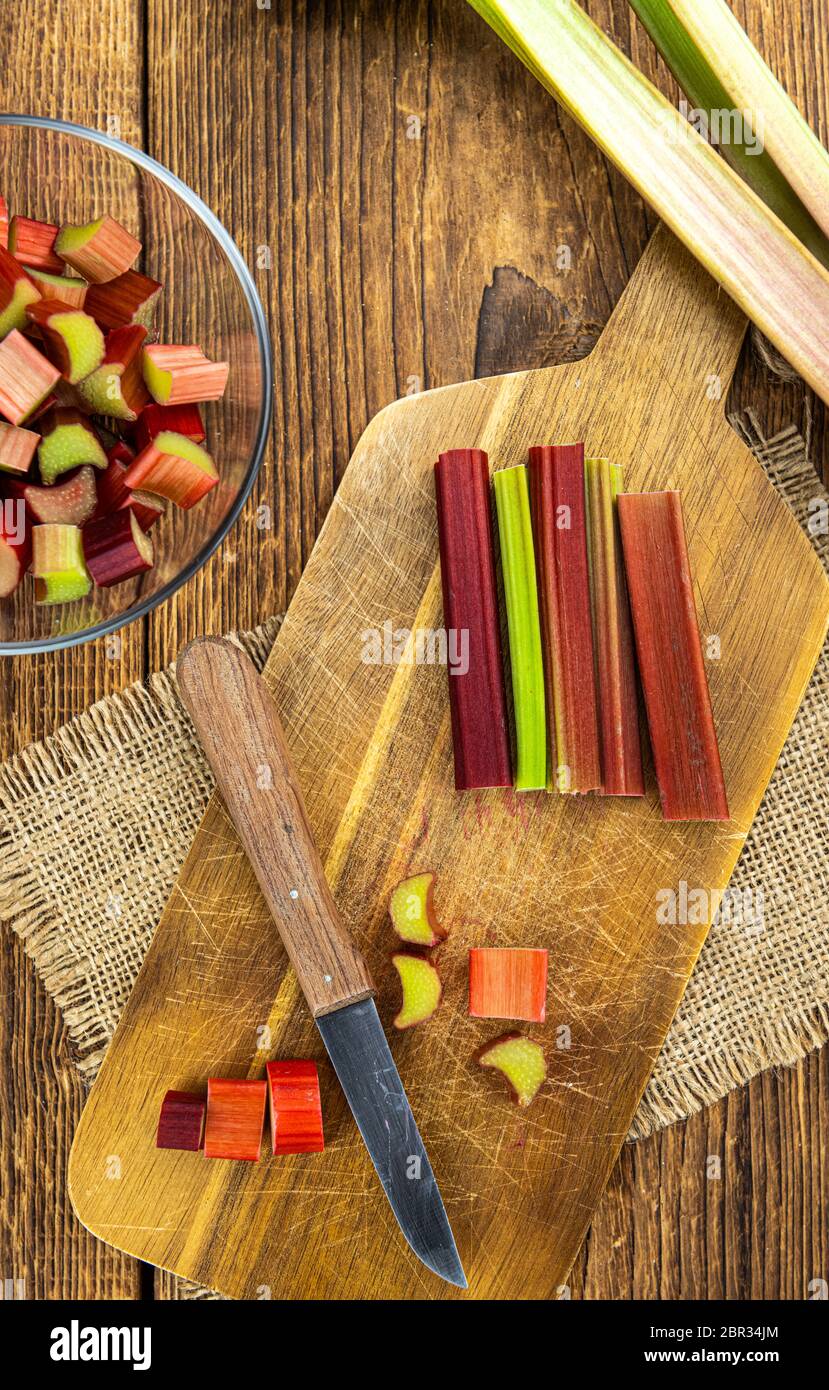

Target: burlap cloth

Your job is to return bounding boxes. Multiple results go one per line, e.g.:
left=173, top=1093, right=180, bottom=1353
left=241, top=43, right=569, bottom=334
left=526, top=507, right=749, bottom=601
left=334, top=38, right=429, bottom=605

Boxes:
left=1, top=413, right=827, bottom=1147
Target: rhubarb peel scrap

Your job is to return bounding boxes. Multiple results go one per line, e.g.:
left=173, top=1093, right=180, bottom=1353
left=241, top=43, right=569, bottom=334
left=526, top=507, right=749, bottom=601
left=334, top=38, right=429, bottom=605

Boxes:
left=585, top=458, right=644, bottom=797
left=266, top=1061, right=325, bottom=1155
left=434, top=448, right=512, bottom=791
left=391, top=953, right=442, bottom=1029
left=204, top=1077, right=267, bottom=1161
left=389, top=872, right=447, bottom=947
left=493, top=464, right=547, bottom=791
left=156, top=1090, right=206, bottom=1151
left=477, top=1033, right=547, bottom=1107
left=468, top=947, right=548, bottom=1023
left=529, top=443, right=601, bottom=794
left=0, top=331, right=61, bottom=426
left=617, top=490, right=729, bottom=821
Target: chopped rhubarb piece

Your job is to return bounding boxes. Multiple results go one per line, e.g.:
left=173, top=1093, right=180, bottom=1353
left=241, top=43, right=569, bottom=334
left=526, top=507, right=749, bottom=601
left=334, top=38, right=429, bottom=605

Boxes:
left=25, top=266, right=88, bottom=308
left=75, top=324, right=149, bottom=421
left=391, top=953, right=442, bottom=1029
left=529, top=444, right=602, bottom=794
left=18, top=466, right=98, bottom=525
left=434, top=449, right=512, bottom=790
left=95, top=450, right=165, bottom=531
left=8, top=215, right=62, bottom=273
left=0, top=501, right=31, bottom=598
left=0, top=247, right=41, bottom=340
left=494, top=465, right=547, bottom=791
left=142, top=343, right=229, bottom=405
left=0, top=197, right=8, bottom=250
left=617, top=491, right=729, bottom=822
left=132, top=402, right=206, bottom=451
left=468, top=947, right=548, bottom=1023
left=389, top=872, right=447, bottom=948
left=266, top=1061, right=325, bottom=1155
left=0, top=331, right=60, bottom=426
left=477, top=1033, right=546, bottom=1107
left=84, top=269, right=162, bottom=332
left=156, top=1089, right=206, bottom=1151
left=83, top=506, right=153, bottom=587
left=585, top=459, right=644, bottom=797
left=26, top=300, right=105, bottom=385
left=0, top=422, right=40, bottom=476
left=204, top=1077, right=267, bottom=1161
left=37, top=408, right=106, bottom=485
left=123, top=430, right=218, bottom=509
left=31, top=523, right=91, bottom=604
left=55, top=215, right=141, bottom=283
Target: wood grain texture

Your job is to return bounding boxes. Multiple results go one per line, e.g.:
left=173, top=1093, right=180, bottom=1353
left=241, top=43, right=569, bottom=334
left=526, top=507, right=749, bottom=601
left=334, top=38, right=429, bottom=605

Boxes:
left=68, top=225, right=828, bottom=1299
left=1, top=0, right=827, bottom=1303
left=177, top=639, right=375, bottom=1015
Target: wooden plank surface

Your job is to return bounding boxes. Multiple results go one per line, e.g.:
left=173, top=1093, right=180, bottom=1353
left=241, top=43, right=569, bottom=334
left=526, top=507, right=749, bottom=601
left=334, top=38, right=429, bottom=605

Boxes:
left=1, top=0, right=827, bottom=1301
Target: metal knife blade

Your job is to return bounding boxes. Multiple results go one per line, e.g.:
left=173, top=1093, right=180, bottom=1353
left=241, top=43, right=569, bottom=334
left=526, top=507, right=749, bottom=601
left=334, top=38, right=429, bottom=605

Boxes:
left=317, top=998, right=467, bottom=1288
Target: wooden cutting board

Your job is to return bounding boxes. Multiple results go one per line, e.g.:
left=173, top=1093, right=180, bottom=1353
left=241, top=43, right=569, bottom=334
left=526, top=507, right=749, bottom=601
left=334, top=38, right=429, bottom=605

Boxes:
left=69, top=226, right=829, bottom=1300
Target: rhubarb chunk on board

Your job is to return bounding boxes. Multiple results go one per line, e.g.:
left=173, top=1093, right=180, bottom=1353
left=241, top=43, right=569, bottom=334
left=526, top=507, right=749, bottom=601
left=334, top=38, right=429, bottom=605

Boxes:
left=0, top=331, right=61, bottom=426
left=389, top=872, right=447, bottom=947
left=266, top=1061, right=325, bottom=1155
left=156, top=1090, right=206, bottom=1152
left=55, top=215, right=141, bottom=283
left=468, top=947, right=548, bottom=1023
left=434, top=448, right=512, bottom=790
left=204, top=1077, right=267, bottom=1161
left=391, top=953, right=442, bottom=1029
left=585, top=458, right=644, bottom=796
left=617, top=490, right=729, bottom=821
left=477, top=1033, right=547, bottom=1107
left=529, top=443, right=602, bottom=794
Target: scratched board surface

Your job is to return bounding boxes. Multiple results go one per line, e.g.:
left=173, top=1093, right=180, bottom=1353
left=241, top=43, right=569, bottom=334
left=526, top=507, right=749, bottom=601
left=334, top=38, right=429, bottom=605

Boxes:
left=69, top=229, right=829, bottom=1299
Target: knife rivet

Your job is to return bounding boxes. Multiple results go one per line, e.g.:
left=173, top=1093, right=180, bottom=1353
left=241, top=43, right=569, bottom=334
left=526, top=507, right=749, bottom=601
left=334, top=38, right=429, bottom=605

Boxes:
left=289, top=889, right=299, bottom=899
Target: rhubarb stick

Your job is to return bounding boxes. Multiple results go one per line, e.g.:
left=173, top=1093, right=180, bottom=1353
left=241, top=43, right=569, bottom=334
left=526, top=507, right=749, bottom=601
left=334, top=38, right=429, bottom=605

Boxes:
left=0, top=331, right=61, bottom=426
left=56, top=215, right=141, bottom=283
left=529, top=443, right=601, bottom=793
left=468, top=947, right=548, bottom=1022
left=16, top=466, right=98, bottom=526
left=30, top=523, right=91, bottom=604
left=95, top=449, right=165, bottom=531
left=266, top=1061, right=325, bottom=1155
left=84, top=269, right=162, bottom=331
left=617, top=490, right=729, bottom=821
left=8, top=215, right=62, bottom=273
left=142, top=343, right=229, bottom=404
left=204, top=1077, right=267, bottom=1161
left=156, top=1090, right=206, bottom=1151
left=123, top=431, right=218, bottom=509
left=493, top=464, right=547, bottom=791
left=82, top=506, right=154, bottom=587
left=25, top=267, right=88, bottom=309
left=26, top=300, right=105, bottom=384
left=585, top=458, right=644, bottom=796
left=132, top=402, right=205, bottom=451
left=74, top=324, right=150, bottom=420
left=434, top=448, right=512, bottom=790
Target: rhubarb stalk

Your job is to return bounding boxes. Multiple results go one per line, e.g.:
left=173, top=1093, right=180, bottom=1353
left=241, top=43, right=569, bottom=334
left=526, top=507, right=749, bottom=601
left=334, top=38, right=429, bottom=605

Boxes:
left=31, top=523, right=91, bottom=604
left=37, top=409, right=107, bottom=485
left=55, top=215, right=141, bottom=283
left=74, top=324, right=150, bottom=420
left=132, top=402, right=205, bottom=451
left=529, top=443, right=601, bottom=793
left=466, top=0, right=829, bottom=406
left=14, top=466, right=98, bottom=526
left=617, top=490, right=729, bottom=821
left=585, top=458, right=644, bottom=796
left=0, top=247, right=41, bottom=340
left=84, top=269, right=162, bottom=331
left=204, top=1077, right=267, bottom=1161
left=0, top=422, right=40, bottom=476
left=25, top=267, right=88, bottom=309
left=266, top=1061, right=325, bottom=1155
left=0, top=331, right=61, bottom=426
left=95, top=448, right=165, bottom=531
left=82, top=507, right=154, bottom=587
left=434, top=449, right=512, bottom=790
left=493, top=464, right=547, bottom=791
left=26, top=300, right=105, bottom=385
left=468, top=947, right=548, bottom=1022
left=156, top=1090, right=206, bottom=1151
left=123, top=431, right=219, bottom=509
left=142, top=344, right=229, bottom=404
left=8, top=216, right=62, bottom=273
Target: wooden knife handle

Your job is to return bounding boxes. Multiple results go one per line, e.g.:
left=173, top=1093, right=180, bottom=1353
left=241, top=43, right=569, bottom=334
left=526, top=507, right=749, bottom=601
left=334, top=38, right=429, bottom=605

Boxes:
left=176, top=637, right=374, bottom=1017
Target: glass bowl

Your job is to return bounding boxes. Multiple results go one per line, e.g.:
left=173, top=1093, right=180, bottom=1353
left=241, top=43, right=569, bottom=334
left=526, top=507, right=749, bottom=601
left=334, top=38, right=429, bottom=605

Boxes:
left=0, top=115, right=272, bottom=654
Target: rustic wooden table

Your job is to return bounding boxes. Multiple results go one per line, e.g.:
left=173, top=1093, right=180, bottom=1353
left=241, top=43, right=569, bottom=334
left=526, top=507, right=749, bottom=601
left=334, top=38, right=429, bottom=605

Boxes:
left=0, top=0, right=826, bottom=1302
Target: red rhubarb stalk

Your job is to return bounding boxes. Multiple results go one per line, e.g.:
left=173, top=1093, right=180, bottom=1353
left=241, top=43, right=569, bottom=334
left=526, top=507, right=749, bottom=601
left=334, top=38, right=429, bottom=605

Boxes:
left=529, top=442, right=601, bottom=793
left=266, top=1061, right=325, bottom=1155
left=95, top=449, right=165, bottom=531
left=26, top=299, right=105, bottom=385
left=36, top=408, right=107, bottom=485
left=84, top=268, right=162, bottom=331
left=55, top=215, right=141, bottom=283
left=0, top=422, right=40, bottom=476
left=132, top=402, right=206, bottom=451
left=74, top=324, right=150, bottom=420
left=617, top=490, right=729, bottom=822
left=156, top=1090, right=206, bottom=1151
left=0, top=247, right=41, bottom=339
left=585, top=458, right=644, bottom=796
left=123, top=431, right=218, bottom=509
left=25, top=267, right=88, bottom=309
left=30, top=523, right=91, bottom=604
left=8, top=215, right=62, bottom=273
left=468, top=947, right=548, bottom=1022
left=434, top=448, right=511, bottom=790
left=82, top=506, right=154, bottom=587
left=142, top=343, right=229, bottom=404
left=0, top=331, right=61, bottom=426
left=204, top=1077, right=267, bottom=1161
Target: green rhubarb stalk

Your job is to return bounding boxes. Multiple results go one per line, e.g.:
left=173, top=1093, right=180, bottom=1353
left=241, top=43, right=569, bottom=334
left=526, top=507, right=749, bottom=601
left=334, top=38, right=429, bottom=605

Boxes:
left=629, top=0, right=829, bottom=269
left=493, top=465, right=546, bottom=791
left=630, top=0, right=829, bottom=251
left=466, top=0, right=829, bottom=406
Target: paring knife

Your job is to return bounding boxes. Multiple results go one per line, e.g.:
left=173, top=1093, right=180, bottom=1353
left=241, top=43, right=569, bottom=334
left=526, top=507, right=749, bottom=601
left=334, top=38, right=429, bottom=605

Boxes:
left=176, top=636, right=467, bottom=1289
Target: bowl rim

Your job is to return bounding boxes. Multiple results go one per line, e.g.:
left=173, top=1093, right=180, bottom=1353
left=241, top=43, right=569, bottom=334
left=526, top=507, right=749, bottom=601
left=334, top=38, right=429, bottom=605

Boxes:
left=0, top=113, right=273, bottom=656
